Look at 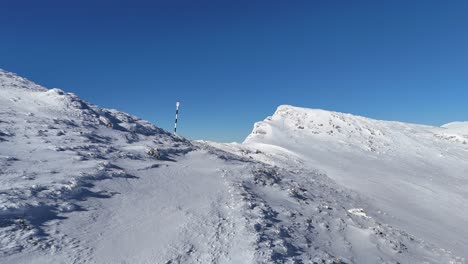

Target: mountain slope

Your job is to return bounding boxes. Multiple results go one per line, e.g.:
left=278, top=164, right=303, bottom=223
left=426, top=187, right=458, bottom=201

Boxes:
left=242, top=105, right=468, bottom=259
left=0, top=71, right=465, bottom=263
left=443, top=121, right=468, bottom=135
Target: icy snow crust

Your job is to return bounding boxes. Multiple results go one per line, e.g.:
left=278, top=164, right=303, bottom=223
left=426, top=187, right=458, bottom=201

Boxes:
left=0, top=70, right=465, bottom=263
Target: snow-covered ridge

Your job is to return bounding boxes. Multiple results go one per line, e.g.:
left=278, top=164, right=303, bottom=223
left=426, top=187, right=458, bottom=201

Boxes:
left=243, top=104, right=468, bottom=259
left=247, top=104, right=468, bottom=152
left=0, top=69, right=173, bottom=137
left=442, top=121, right=468, bottom=135
left=1, top=70, right=466, bottom=263
left=0, top=69, right=46, bottom=91
left=0, top=69, right=194, bottom=261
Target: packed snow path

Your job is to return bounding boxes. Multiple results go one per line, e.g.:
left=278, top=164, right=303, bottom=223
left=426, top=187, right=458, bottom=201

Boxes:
left=5, top=150, right=256, bottom=264
left=0, top=70, right=465, bottom=263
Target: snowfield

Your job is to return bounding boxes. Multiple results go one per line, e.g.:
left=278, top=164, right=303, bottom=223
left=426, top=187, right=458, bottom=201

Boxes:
left=0, top=69, right=466, bottom=263
left=442, top=122, right=468, bottom=135
left=240, top=105, right=468, bottom=259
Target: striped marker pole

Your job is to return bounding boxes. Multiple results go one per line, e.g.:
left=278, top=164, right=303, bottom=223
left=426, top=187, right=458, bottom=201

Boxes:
left=174, top=101, right=180, bottom=134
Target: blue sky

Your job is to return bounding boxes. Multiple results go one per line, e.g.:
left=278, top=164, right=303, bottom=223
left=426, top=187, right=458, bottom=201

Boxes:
left=1, top=0, right=467, bottom=142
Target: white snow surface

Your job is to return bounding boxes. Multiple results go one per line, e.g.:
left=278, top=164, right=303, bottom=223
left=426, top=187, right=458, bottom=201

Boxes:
left=442, top=122, right=468, bottom=135
left=0, top=70, right=466, bottom=263
left=240, top=105, right=468, bottom=260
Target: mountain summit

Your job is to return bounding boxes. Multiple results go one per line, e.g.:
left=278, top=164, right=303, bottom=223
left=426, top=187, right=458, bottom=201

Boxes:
left=243, top=104, right=468, bottom=258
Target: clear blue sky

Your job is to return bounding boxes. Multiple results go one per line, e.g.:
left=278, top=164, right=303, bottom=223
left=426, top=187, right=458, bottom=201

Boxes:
left=1, top=0, right=467, bottom=142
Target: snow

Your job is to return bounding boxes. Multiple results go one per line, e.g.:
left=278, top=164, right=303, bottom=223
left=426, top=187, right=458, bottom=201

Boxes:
left=443, top=121, right=468, bottom=135
left=347, top=208, right=370, bottom=218
left=242, top=105, right=468, bottom=259
left=0, top=70, right=466, bottom=263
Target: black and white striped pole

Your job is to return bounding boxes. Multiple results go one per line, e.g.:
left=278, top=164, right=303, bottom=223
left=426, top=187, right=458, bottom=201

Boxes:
left=174, top=101, right=180, bottom=134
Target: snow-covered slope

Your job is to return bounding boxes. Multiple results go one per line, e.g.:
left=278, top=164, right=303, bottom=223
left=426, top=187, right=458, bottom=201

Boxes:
left=443, top=121, right=468, bottom=135
left=0, top=69, right=201, bottom=263
left=242, top=105, right=468, bottom=259
left=0, top=70, right=465, bottom=263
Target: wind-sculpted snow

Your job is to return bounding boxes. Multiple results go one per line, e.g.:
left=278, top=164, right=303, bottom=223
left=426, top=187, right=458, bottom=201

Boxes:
left=243, top=105, right=468, bottom=260
left=0, top=71, right=465, bottom=263
left=207, top=141, right=465, bottom=263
